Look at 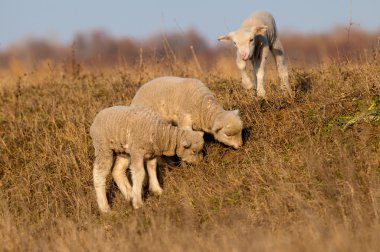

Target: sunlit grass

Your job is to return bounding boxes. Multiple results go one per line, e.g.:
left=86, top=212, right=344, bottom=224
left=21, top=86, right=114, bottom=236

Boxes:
left=0, top=54, right=380, bottom=251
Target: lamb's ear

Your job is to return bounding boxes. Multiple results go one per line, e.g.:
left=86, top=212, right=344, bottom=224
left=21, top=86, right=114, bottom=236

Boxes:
left=251, top=25, right=268, bottom=35
left=218, top=32, right=233, bottom=42
left=197, top=131, right=204, bottom=138
left=212, top=120, right=223, bottom=133
left=181, top=139, right=192, bottom=148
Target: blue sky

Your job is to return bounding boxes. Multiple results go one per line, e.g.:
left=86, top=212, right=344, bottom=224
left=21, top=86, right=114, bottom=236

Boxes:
left=1, top=0, right=379, bottom=49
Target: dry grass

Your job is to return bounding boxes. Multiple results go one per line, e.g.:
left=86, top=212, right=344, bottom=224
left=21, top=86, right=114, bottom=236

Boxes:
left=1, top=54, right=380, bottom=251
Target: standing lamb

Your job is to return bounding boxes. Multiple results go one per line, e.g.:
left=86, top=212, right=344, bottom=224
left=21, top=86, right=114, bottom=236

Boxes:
left=218, top=10, right=292, bottom=99
left=131, top=76, right=243, bottom=149
left=90, top=106, right=204, bottom=212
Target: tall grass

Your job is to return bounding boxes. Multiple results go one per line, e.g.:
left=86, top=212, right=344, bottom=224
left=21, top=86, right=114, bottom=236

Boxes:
left=0, top=51, right=380, bottom=251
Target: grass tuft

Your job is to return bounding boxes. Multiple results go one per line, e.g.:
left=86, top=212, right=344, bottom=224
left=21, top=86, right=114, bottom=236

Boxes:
left=0, top=57, right=380, bottom=251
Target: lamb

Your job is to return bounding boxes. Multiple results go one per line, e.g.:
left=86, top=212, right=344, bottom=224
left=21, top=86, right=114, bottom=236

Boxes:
left=131, top=76, right=243, bottom=149
left=90, top=105, right=204, bottom=212
left=218, top=10, right=292, bottom=99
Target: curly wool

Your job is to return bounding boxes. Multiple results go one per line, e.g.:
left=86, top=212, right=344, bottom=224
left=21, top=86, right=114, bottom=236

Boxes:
left=131, top=77, right=225, bottom=133
left=90, top=106, right=179, bottom=157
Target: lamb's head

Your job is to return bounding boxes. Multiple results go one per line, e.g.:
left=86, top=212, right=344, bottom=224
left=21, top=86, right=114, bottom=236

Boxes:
left=212, top=110, right=243, bottom=149
left=176, top=130, right=204, bottom=164
left=218, top=25, right=267, bottom=61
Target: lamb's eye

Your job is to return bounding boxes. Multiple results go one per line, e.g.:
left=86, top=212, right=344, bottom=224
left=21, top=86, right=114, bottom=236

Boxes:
left=249, top=38, right=254, bottom=43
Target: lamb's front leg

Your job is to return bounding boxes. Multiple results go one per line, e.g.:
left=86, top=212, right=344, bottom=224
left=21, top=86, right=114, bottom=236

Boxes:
left=146, top=158, right=163, bottom=196
left=129, top=153, right=146, bottom=209
left=255, top=46, right=270, bottom=99
left=236, top=53, right=254, bottom=90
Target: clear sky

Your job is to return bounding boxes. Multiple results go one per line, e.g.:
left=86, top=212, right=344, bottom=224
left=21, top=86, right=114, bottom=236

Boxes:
left=1, top=0, right=379, bottom=49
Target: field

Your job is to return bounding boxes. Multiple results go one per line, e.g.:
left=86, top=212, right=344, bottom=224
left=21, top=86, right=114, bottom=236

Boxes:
left=1, top=47, right=380, bottom=251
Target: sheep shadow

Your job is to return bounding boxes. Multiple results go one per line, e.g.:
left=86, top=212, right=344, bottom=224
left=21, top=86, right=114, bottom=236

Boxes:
left=292, top=70, right=313, bottom=102
left=106, top=130, right=244, bottom=207
left=257, top=98, right=292, bottom=112
left=255, top=72, right=313, bottom=112
left=242, top=126, right=252, bottom=144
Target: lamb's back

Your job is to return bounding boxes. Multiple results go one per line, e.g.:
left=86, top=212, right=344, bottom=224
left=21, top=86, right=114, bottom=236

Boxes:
left=90, top=106, right=165, bottom=152
left=131, top=77, right=212, bottom=119
left=241, top=11, right=278, bottom=44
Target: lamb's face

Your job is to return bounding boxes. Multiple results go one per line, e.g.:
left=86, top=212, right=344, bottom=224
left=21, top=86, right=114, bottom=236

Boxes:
left=218, top=25, right=267, bottom=61
left=212, top=110, right=243, bottom=149
left=177, top=130, right=204, bottom=164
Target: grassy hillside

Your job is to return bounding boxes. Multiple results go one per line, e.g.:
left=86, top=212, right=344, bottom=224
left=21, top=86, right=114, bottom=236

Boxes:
left=0, top=56, right=380, bottom=251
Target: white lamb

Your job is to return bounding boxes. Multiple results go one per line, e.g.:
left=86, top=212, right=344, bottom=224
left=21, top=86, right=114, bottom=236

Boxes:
left=218, top=10, right=292, bottom=99
left=90, top=106, right=204, bottom=212
left=131, top=76, right=243, bottom=149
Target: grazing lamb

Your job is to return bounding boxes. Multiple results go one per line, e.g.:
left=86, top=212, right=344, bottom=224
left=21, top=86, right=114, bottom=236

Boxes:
left=90, top=106, right=204, bottom=212
left=218, top=10, right=292, bottom=99
left=131, top=76, right=243, bottom=149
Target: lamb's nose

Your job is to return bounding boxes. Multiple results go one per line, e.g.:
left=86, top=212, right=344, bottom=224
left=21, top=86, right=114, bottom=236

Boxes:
left=234, top=142, right=242, bottom=149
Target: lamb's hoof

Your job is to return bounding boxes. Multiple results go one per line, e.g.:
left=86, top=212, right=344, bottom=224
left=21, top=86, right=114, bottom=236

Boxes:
left=241, top=83, right=254, bottom=90
left=102, top=209, right=117, bottom=216
left=150, top=186, right=163, bottom=196
left=241, top=79, right=254, bottom=90
left=256, top=90, right=266, bottom=99
left=99, top=206, right=112, bottom=214
left=100, top=208, right=112, bottom=214
left=132, top=198, right=143, bottom=209
left=124, top=192, right=133, bottom=202
left=254, top=91, right=267, bottom=100
left=257, top=96, right=267, bottom=101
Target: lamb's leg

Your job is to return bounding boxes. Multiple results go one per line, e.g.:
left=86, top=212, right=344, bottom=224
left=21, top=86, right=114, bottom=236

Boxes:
left=93, top=151, right=114, bottom=213
left=251, top=58, right=259, bottom=96
left=129, top=153, right=145, bottom=209
left=252, top=57, right=259, bottom=96
left=112, top=155, right=132, bottom=202
left=272, top=39, right=293, bottom=98
left=256, top=46, right=270, bottom=99
left=146, top=158, right=163, bottom=196
left=236, top=52, right=254, bottom=90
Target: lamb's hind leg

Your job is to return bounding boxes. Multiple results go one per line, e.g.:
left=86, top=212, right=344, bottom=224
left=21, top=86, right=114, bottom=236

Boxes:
left=236, top=52, right=254, bottom=90
left=272, top=39, right=293, bottom=98
left=93, top=150, right=114, bottom=213
left=112, top=155, right=132, bottom=202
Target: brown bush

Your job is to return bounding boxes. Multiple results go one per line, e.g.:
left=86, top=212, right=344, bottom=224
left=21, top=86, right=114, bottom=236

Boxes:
left=1, top=27, right=379, bottom=70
